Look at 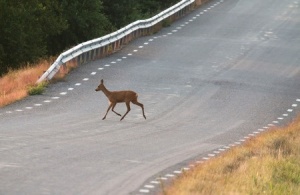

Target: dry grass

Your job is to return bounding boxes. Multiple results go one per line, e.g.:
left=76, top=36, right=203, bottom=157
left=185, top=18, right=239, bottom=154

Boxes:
left=0, top=58, right=77, bottom=107
left=164, top=117, right=300, bottom=195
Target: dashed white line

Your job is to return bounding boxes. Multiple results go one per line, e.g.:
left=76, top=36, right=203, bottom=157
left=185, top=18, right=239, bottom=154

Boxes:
left=34, top=104, right=42, bottom=106
left=75, top=83, right=81, bottom=86
left=165, top=174, right=175, bottom=177
left=68, top=88, right=74, bottom=91
left=150, top=180, right=160, bottom=184
left=144, top=185, right=155, bottom=189
left=83, top=78, right=89, bottom=81
left=60, top=92, right=67, bottom=95
left=173, top=170, right=182, bottom=174
left=139, top=189, right=150, bottom=193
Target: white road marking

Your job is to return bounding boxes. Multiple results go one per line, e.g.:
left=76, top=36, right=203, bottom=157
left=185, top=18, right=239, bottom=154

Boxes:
left=83, top=78, right=89, bottom=81
left=75, top=83, right=81, bottom=86
left=68, top=88, right=74, bottom=91
left=26, top=107, right=33, bottom=109
left=144, top=185, right=155, bottom=188
left=98, top=67, right=104, bottom=70
left=60, top=92, right=67, bottom=95
left=34, top=104, right=42, bottom=106
left=139, top=189, right=150, bottom=193
left=91, top=72, right=97, bottom=75
left=173, top=170, right=182, bottom=174
left=44, top=100, right=51, bottom=103
left=292, top=104, right=297, bottom=107
left=150, top=180, right=160, bottom=184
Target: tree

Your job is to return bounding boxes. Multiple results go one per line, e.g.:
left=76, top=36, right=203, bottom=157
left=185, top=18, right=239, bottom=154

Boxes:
left=48, top=0, right=111, bottom=54
left=0, top=0, right=67, bottom=75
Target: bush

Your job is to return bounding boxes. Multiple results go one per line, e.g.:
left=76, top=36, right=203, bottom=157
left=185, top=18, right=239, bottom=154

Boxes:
left=28, top=81, right=48, bottom=95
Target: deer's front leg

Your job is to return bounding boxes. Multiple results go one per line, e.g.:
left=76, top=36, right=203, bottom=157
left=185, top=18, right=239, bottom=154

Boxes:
left=103, top=103, right=112, bottom=120
left=112, top=102, right=121, bottom=116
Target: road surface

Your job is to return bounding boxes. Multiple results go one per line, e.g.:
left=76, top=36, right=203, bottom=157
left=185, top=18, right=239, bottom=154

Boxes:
left=1, top=0, right=300, bottom=194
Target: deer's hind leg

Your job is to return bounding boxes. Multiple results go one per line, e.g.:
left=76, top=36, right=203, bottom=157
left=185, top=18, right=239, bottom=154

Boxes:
left=120, top=101, right=131, bottom=121
left=132, top=100, right=146, bottom=119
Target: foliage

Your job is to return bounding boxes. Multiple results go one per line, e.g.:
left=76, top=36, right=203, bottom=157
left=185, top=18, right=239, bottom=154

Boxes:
left=28, top=81, right=48, bottom=95
left=0, top=0, right=180, bottom=76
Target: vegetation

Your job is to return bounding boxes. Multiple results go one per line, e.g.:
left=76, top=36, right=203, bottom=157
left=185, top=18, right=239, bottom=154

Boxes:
left=0, top=0, right=180, bottom=107
left=28, top=81, right=48, bottom=95
left=164, top=117, right=300, bottom=195
left=0, top=0, right=180, bottom=76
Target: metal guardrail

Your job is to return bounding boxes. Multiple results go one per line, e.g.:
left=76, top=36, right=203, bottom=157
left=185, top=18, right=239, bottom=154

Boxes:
left=37, top=0, right=199, bottom=83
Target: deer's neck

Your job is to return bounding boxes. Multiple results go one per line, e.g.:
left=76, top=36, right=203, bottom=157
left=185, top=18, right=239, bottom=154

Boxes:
left=101, top=85, right=112, bottom=97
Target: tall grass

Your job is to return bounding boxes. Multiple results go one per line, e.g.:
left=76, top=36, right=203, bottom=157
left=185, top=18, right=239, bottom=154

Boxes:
left=0, top=58, right=77, bottom=107
left=164, top=117, right=300, bottom=195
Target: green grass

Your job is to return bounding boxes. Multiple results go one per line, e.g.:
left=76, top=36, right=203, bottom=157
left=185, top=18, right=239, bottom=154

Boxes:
left=28, top=81, right=48, bottom=95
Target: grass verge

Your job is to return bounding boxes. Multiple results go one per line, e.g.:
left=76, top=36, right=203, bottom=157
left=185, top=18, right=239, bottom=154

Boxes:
left=164, top=117, right=300, bottom=195
left=0, top=58, right=77, bottom=107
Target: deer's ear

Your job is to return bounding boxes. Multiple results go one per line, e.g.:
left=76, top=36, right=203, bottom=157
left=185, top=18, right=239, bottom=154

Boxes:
left=101, top=79, right=103, bottom=84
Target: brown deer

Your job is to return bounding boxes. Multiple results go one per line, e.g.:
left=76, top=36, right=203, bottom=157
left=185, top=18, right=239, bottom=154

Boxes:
left=95, top=79, right=146, bottom=121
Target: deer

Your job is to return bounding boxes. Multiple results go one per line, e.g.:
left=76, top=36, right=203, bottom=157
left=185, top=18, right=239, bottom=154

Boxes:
left=95, top=79, right=146, bottom=121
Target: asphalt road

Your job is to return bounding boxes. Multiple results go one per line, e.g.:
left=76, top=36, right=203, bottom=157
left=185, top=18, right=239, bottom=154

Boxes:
left=1, top=0, right=300, bottom=194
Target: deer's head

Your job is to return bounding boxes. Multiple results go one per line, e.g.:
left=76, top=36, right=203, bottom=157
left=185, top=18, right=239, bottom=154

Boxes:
left=95, top=79, right=104, bottom=91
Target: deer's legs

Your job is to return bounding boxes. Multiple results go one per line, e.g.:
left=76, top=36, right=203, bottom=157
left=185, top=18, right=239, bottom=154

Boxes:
left=102, top=103, right=112, bottom=120
left=111, top=103, right=121, bottom=116
left=120, top=102, right=131, bottom=121
left=132, top=100, right=146, bottom=119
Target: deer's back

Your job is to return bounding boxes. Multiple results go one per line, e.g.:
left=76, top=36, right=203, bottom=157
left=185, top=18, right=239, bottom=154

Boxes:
left=110, top=90, right=137, bottom=102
